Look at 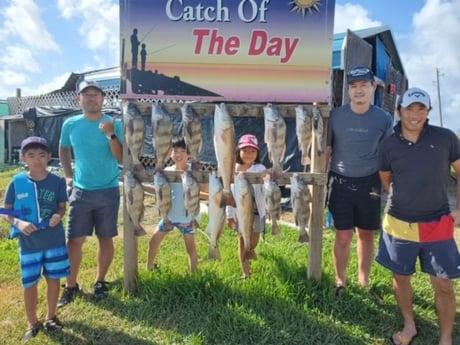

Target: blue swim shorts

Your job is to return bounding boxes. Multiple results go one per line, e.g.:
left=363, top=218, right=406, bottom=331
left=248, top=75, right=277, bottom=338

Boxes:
left=20, top=244, right=70, bottom=288
left=157, top=219, right=195, bottom=235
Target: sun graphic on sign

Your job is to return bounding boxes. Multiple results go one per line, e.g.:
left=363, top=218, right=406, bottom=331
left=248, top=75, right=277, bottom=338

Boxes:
left=290, top=0, right=321, bottom=16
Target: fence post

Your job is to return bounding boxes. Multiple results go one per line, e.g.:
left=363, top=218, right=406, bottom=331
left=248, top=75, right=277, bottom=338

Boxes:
left=122, top=102, right=139, bottom=292
left=307, top=106, right=328, bottom=280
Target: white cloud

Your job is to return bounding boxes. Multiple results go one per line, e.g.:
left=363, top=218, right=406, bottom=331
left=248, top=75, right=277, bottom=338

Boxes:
left=31, top=72, right=72, bottom=95
left=334, top=1, right=460, bottom=131
left=0, top=0, right=60, bottom=99
left=4, top=72, right=70, bottom=99
left=3, top=0, right=59, bottom=51
left=0, top=70, right=29, bottom=100
left=333, top=4, right=382, bottom=32
left=57, top=0, right=119, bottom=66
left=0, top=0, right=119, bottom=99
left=400, top=0, right=460, bottom=130
left=0, top=46, right=40, bottom=72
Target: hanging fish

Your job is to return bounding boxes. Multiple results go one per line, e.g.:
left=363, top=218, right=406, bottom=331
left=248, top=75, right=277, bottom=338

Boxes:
left=123, top=102, right=145, bottom=167
left=151, top=102, right=173, bottom=173
left=181, top=103, right=202, bottom=163
left=264, top=173, right=282, bottom=236
left=264, top=103, right=286, bottom=176
left=234, top=172, right=254, bottom=259
left=312, top=104, right=324, bottom=155
left=123, top=170, right=147, bottom=237
left=290, top=173, right=312, bottom=243
left=213, top=103, right=236, bottom=207
left=182, top=170, right=201, bottom=230
left=207, top=171, right=226, bottom=260
left=295, top=105, right=313, bottom=168
left=154, top=171, right=173, bottom=231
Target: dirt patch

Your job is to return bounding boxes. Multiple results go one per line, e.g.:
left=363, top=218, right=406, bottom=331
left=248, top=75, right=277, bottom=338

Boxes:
left=279, top=211, right=296, bottom=225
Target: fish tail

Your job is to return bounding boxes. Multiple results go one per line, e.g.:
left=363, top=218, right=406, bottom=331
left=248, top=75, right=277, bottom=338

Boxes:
left=208, top=245, right=221, bottom=260
left=133, top=164, right=153, bottom=182
left=271, top=220, right=280, bottom=236
left=191, top=160, right=202, bottom=172
left=133, top=163, right=145, bottom=173
left=192, top=219, right=200, bottom=230
left=134, top=225, right=147, bottom=237
left=272, top=166, right=282, bottom=180
left=298, top=227, right=309, bottom=243
left=220, top=190, right=235, bottom=208
left=301, top=154, right=311, bottom=167
left=164, top=219, right=174, bottom=231
left=316, top=136, right=324, bottom=155
left=153, top=159, right=165, bottom=174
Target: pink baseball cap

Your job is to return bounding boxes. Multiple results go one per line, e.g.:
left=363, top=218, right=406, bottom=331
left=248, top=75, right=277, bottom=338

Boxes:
left=238, top=134, right=259, bottom=150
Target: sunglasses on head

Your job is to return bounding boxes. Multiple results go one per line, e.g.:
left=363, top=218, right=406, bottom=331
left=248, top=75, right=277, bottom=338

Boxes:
left=347, top=67, right=372, bottom=77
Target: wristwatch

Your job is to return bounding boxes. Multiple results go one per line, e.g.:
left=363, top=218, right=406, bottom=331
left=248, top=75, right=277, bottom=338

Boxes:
left=13, top=218, right=19, bottom=227
left=108, top=133, right=117, bottom=140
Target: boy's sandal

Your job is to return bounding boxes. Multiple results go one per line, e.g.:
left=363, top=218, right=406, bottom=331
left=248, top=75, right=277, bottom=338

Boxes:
left=22, top=322, right=42, bottom=343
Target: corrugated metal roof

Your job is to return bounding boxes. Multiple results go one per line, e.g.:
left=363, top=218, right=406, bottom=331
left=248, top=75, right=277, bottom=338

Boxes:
left=57, top=67, right=121, bottom=94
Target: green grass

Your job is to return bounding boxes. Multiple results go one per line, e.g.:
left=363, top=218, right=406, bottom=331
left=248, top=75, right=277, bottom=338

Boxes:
left=0, top=170, right=459, bottom=344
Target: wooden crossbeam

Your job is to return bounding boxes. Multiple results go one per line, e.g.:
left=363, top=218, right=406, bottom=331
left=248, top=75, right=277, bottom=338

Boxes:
left=138, top=169, right=327, bottom=186
left=132, top=102, right=330, bottom=118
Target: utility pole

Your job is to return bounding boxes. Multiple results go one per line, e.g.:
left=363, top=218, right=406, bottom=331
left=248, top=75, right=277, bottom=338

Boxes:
left=436, top=68, right=443, bottom=127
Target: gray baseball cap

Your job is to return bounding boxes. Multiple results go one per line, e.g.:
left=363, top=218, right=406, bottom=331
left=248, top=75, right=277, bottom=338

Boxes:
left=78, top=80, right=105, bottom=95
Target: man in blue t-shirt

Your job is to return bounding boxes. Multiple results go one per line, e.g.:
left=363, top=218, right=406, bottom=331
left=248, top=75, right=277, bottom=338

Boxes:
left=58, top=80, right=123, bottom=306
left=325, top=66, right=393, bottom=296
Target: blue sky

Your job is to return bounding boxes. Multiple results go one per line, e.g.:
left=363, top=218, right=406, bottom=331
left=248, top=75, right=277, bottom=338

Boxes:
left=0, top=0, right=459, bottom=130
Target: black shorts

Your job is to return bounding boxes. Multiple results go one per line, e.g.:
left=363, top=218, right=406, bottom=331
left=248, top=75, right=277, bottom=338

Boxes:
left=67, top=187, right=120, bottom=238
left=327, top=171, right=381, bottom=231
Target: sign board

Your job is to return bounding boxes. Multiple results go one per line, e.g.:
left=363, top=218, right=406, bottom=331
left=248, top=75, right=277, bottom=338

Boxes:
left=120, top=0, right=335, bottom=102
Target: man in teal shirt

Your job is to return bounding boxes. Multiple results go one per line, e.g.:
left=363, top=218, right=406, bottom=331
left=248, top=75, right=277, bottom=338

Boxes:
left=58, top=80, right=123, bottom=306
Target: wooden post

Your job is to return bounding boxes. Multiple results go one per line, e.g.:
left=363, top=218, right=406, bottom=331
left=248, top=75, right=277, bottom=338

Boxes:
left=307, top=105, right=328, bottom=280
left=122, top=104, right=139, bottom=292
